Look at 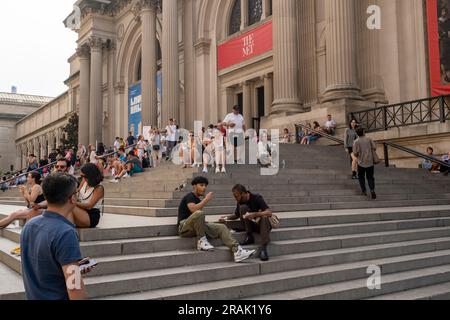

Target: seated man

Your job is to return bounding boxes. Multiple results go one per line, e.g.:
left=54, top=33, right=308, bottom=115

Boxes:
left=324, top=114, right=337, bottom=135
left=178, top=177, right=255, bottom=263
left=220, top=185, right=273, bottom=261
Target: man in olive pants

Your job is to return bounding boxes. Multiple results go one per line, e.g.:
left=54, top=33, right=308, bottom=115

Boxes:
left=178, top=177, right=255, bottom=263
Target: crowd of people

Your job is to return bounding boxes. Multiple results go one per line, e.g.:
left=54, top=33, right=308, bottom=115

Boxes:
left=298, top=114, right=337, bottom=145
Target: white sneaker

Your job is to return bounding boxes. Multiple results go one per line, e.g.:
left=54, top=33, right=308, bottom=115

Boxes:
left=202, top=167, right=208, bottom=174
left=215, top=167, right=220, bottom=174
left=123, top=173, right=130, bottom=179
left=234, top=247, right=256, bottom=263
left=197, top=236, right=215, bottom=251
left=221, top=167, right=226, bottom=173
left=110, top=178, right=119, bottom=183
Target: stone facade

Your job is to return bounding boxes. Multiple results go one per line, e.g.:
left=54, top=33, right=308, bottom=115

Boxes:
left=15, top=91, right=75, bottom=170
left=0, top=93, right=53, bottom=173
left=10, top=0, right=450, bottom=168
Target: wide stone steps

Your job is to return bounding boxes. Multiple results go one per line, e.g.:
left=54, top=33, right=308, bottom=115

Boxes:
left=242, top=263, right=450, bottom=300
left=98, top=249, right=450, bottom=300
left=101, top=198, right=450, bottom=217
left=367, top=281, right=450, bottom=300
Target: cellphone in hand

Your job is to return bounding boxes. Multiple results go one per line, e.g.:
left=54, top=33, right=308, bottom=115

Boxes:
left=79, top=258, right=98, bottom=273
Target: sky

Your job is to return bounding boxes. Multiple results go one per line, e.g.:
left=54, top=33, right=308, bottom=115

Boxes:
left=0, top=1, right=78, bottom=97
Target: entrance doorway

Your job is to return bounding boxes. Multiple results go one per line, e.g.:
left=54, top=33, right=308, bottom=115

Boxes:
left=237, top=93, right=243, bottom=114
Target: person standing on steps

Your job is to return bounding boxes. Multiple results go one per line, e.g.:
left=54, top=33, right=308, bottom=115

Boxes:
left=344, top=119, right=359, bottom=179
left=220, top=185, right=273, bottom=261
left=178, top=177, right=256, bottom=263
left=353, top=127, right=377, bottom=200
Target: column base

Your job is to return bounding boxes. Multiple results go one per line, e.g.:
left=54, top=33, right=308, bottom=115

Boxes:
left=361, top=88, right=388, bottom=105
left=321, top=85, right=364, bottom=103
left=271, top=99, right=303, bottom=115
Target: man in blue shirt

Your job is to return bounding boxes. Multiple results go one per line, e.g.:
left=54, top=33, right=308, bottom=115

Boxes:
left=20, top=173, right=88, bottom=300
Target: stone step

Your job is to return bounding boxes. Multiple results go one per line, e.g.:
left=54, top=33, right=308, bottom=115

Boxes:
left=79, top=226, right=450, bottom=277
left=77, top=217, right=450, bottom=258
left=244, top=264, right=450, bottom=300
left=97, top=249, right=450, bottom=300
left=100, top=193, right=450, bottom=209
left=103, top=178, right=450, bottom=192
left=367, top=281, right=450, bottom=300
left=0, top=225, right=443, bottom=278
left=76, top=206, right=450, bottom=241
left=104, top=198, right=450, bottom=217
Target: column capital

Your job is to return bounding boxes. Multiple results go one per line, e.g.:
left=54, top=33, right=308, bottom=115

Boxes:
left=140, top=0, right=161, bottom=12
left=76, top=45, right=90, bottom=59
left=88, top=37, right=105, bottom=51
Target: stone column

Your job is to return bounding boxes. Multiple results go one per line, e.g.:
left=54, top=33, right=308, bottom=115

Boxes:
left=262, top=0, right=271, bottom=19
left=89, top=37, right=104, bottom=144
left=77, top=45, right=90, bottom=147
left=141, top=0, right=159, bottom=127
left=241, top=0, right=249, bottom=30
left=263, top=74, right=273, bottom=116
left=162, top=0, right=179, bottom=125
left=356, top=0, right=386, bottom=103
left=242, top=81, right=252, bottom=129
left=271, top=0, right=302, bottom=114
left=322, top=0, right=362, bottom=102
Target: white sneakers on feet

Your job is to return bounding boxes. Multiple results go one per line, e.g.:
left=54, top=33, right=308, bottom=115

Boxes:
left=234, top=247, right=256, bottom=263
left=197, top=236, right=215, bottom=251
left=110, top=178, right=119, bottom=183
left=122, top=173, right=130, bottom=179
left=221, top=167, right=226, bottom=173
left=215, top=167, right=221, bottom=174
left=202, top=167, right=208, bottom=174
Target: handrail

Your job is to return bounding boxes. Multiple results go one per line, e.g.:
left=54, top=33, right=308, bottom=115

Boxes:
left=0, top=143, right=139, bottom=187
left=383, top=141, right=450, bottom=169
left=350, top=95, right=450, bottom=133
left=97, top=143, right=138, bottom=160
left=295, top=123, right=344, bottom=145
left=2, top=160, right=59, bottom=185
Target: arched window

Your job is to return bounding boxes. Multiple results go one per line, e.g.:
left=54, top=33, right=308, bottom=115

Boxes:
left=248, top=0, right=263, bottom=26
left=229, top=0, right=241, bottom=36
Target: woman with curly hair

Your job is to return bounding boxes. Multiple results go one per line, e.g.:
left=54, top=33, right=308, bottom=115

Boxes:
left=71, top=163, right=105, bottom=228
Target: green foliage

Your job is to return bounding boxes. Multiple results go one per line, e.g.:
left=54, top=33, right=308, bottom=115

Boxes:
left=61, top=113, right=79, bottom=151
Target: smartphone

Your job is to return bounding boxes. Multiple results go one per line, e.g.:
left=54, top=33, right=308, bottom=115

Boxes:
left=79, top=258, right=98, bottom=273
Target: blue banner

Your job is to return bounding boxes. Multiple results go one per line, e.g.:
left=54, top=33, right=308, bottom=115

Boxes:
left=157, top=71, right=162, bottom=128
left=128, top=83, right=142, bottom=137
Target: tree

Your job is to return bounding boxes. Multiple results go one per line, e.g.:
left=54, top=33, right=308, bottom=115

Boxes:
left=61, top=113, right=79, bottom=151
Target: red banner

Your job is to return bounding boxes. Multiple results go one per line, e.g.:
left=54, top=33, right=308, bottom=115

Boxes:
left=426, top=0, right=450, bottom=95
left=218, top=20, right=273, bottom=71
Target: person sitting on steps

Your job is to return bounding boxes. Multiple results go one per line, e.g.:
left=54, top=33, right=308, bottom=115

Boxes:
left=70, top=163, right=104, bottom=229
left=220, top=185, right=273, bottom=261
left=178, top=176, right=256, bottom=263
left=0, top=171, right=45, bottom=231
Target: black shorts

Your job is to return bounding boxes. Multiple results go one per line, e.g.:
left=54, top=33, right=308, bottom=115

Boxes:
left=87, top=208, right=101, bottom=228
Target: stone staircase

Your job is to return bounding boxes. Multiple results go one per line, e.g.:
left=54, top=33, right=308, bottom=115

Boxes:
left=1, top=144, right=450, bottom=300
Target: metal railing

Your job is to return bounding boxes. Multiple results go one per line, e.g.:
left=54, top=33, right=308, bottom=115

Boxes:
left=2, top=160, right=59, bottom=185
left=294, top=123, right=449, bottom=171
left=350, top=95, right=450, bottom=133
left=295, top=123, right=344, bottom=145
left=383, top=142, right=449, bottom=169
left=0, top=143, right=139, bottom=187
